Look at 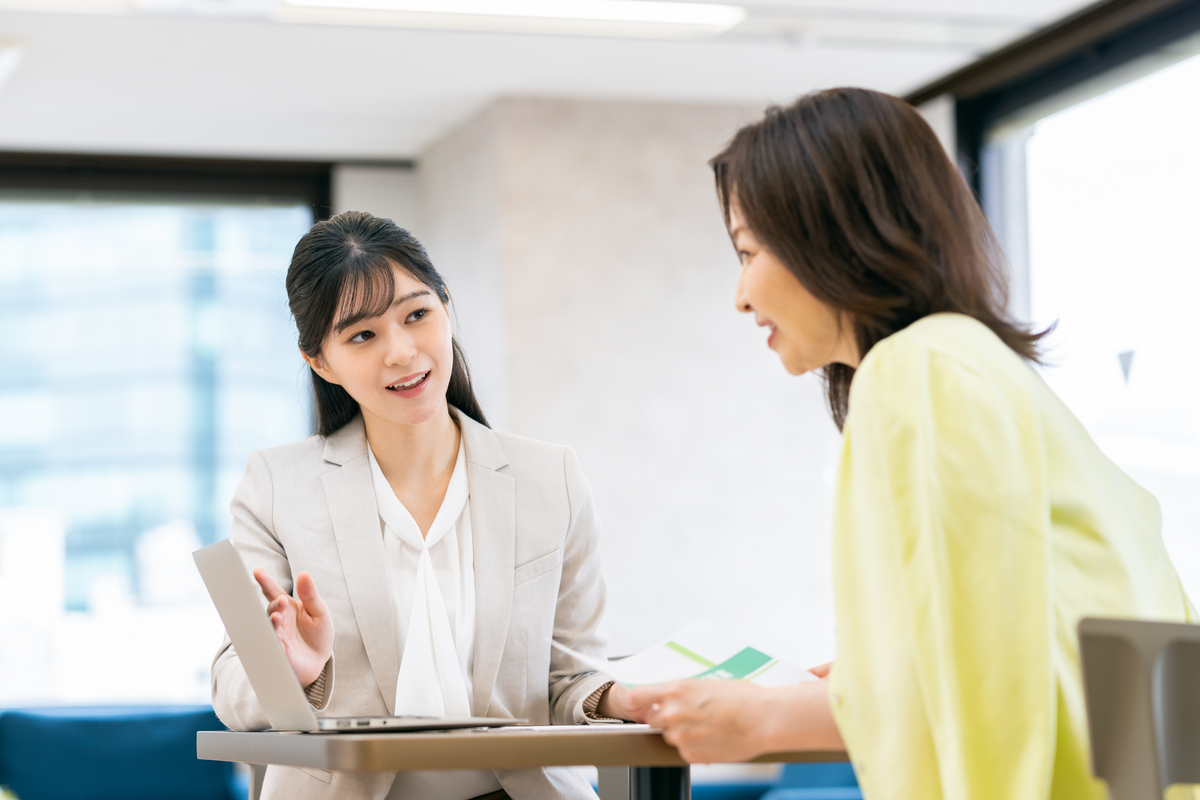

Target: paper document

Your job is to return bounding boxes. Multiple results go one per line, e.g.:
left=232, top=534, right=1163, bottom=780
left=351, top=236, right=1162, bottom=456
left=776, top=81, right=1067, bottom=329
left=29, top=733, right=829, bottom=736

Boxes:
left=552, top=619, right=817, bottom=688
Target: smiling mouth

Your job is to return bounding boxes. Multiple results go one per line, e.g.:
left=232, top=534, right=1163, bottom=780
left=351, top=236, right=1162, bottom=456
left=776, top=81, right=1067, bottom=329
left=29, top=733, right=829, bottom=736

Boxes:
left=386, top=372, right=429, bottom=392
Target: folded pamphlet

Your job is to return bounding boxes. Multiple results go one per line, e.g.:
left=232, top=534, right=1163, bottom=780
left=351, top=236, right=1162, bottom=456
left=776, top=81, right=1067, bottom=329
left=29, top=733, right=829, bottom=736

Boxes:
left=552, top=619, right=817, bottom=688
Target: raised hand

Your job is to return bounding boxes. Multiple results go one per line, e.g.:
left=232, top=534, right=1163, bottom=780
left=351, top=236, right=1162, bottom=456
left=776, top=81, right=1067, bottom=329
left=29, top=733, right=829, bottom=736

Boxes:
left=253, top=569, right=334, bottom=688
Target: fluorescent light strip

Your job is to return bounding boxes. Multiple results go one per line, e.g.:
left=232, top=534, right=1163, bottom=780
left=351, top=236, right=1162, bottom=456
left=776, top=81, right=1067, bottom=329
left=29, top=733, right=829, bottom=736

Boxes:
left=286, top=0, right=746, bottom=28
left=0, top=41, right=25, bottom=94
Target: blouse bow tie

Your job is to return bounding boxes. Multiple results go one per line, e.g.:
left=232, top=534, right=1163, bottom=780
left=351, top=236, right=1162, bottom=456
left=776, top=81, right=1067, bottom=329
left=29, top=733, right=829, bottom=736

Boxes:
left=369, top=445, right=473, bottom=719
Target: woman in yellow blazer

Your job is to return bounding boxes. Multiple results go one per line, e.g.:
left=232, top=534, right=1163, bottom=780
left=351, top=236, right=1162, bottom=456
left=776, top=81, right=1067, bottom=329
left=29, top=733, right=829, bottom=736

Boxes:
left=611, top=88, right=1195, bottom=799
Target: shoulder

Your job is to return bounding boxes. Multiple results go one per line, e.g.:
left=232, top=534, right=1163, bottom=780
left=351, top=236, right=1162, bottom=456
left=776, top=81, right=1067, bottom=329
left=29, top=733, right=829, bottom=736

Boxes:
left=459, top=412, right=573, bottom=478
left=858, top=313, right=1033, bottom=389
left=455, top=411, right=588, bottom=498
left=257, top=434, right=326, bottom=465
left=849, top=314, right=1038, bottom=429
left=252, top=414, right=365, bottom=475
left=866, top=312, right=1009, bottom=368
left=244, top=428, right=342, bottom=485
left=495, top=429, right=572, bottom=472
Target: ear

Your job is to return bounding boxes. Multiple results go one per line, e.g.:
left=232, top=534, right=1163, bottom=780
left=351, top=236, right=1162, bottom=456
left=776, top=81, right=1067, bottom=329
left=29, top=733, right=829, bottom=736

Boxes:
left=301, top=349, right=341, bottom=386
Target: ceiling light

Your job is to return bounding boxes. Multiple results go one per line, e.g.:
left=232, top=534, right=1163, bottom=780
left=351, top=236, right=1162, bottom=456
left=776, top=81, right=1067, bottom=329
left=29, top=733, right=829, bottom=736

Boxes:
left=0, top=40, right=25, bottom=95
left=282, top=0, right=747, bottom=37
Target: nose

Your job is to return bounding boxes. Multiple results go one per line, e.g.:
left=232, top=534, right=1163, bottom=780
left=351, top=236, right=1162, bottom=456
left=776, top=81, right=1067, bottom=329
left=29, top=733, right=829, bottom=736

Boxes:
left=382, top=323, right=418, bottom=367
left=734, top=270, right=752, bottom=314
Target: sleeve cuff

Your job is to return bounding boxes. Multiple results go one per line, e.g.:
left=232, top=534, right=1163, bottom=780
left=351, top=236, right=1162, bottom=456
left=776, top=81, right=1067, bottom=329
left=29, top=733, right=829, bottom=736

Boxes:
left=304, top=656, right=334, bottom=711
left=582, top=680, right=623, bottom=724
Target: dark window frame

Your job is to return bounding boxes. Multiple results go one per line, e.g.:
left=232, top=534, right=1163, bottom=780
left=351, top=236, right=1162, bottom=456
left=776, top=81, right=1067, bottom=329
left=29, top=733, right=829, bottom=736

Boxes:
left=906, top=0, right=1200, bottom=197
left=0, top=151, right=334, bottom=220
left=0, top=153, right=331, bottom=558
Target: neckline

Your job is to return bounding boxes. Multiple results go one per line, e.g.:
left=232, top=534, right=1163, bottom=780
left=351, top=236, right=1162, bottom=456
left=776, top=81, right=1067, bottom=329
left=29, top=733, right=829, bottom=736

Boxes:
left=367, top=435, right=469, bottom=549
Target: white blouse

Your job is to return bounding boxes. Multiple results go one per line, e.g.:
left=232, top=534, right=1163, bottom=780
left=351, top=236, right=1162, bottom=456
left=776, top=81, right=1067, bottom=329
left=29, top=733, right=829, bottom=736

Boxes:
left=368, top=435, right=504, bottom=800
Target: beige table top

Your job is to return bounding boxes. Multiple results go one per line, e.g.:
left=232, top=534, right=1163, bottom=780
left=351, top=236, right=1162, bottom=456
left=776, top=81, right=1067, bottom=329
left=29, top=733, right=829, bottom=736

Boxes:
left=197, top=726, right=848, bottom=772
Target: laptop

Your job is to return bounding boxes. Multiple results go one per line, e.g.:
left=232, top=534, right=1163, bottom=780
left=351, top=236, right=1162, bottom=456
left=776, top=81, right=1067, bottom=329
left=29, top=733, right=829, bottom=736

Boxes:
left=193, top=539, right=524, bottom=733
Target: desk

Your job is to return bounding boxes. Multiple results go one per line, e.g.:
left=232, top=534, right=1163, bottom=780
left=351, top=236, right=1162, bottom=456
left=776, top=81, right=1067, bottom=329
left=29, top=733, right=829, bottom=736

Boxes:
left=197, top=727, right=848, bottom=800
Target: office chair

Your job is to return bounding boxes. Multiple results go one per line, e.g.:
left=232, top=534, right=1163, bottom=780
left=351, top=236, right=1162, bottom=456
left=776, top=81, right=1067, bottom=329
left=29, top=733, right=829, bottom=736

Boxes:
left=1079, top=617, right=1200, bottom=800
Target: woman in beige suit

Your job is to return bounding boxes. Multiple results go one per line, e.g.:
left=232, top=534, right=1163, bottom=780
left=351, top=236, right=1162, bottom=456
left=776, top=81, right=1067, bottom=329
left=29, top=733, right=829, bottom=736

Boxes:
left=211, top=211, right=630, bottom=800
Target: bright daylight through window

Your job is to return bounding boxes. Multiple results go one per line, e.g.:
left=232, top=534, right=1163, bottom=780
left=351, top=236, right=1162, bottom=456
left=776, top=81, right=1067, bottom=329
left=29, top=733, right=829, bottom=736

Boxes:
left=984, top=36, right=1200, bottom=601
left=0, top=197, right=313, bottom=705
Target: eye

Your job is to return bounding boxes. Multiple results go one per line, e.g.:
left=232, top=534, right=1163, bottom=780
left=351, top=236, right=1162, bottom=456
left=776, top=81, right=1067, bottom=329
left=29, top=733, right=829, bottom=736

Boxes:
left=737, top=250, right=752, bottom=263
left=349, top=330, right=374, bottom=343
left=406, top=308, right=429, bottom=323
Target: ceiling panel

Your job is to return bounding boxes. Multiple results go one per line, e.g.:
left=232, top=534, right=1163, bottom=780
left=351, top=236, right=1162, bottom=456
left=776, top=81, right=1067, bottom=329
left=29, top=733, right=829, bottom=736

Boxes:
left=0, top=0, right=1096, bottom=159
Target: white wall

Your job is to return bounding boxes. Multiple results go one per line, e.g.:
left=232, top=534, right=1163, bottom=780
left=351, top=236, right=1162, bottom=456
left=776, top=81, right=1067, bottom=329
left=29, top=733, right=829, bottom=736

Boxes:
left=917, top=93, right=957, bottom=158
left=331, top=164, right=420, bottom=234
left=417, top=98, right=843, bottom=667
left=418, top=107, right=510, bottom=428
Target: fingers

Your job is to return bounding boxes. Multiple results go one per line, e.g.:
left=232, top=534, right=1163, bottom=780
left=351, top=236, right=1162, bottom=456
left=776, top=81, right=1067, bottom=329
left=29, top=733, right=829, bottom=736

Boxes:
left=607, top=683, right=654, bottom=723
left=294, top=572, right=329, bottom=618
left=624, top=679, right=680, bottom=710
left=622, top=686, right=660, bottom=710
left=276, top=624, right=292, bottom=659
left=269, top=601, right=296, bottom=631
left=807, top=661, right=834, bottom=679
left=253, top=569, right=287, bottom=602
left=644, top=696, right=680, bottom=730
left=266, top=591, right=300, bottom=632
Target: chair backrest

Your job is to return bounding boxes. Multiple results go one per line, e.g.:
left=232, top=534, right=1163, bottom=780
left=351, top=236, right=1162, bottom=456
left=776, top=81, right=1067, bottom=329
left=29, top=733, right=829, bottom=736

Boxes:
left=1078, top=617, right=1200, bottom=800
left=0, top=705, right=237, bottom=800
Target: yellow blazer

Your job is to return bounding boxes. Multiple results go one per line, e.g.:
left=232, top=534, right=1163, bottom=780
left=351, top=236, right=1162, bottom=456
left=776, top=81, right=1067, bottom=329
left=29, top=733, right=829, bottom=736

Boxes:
left=828, top=313, right=1194, bottom=800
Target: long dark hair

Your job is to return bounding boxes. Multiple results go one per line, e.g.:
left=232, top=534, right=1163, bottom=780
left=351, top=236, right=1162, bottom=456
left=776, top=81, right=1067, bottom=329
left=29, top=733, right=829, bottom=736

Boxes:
left=711, top=87, right=1048, bottom=429
left=286, top=211, right=489, bottom=436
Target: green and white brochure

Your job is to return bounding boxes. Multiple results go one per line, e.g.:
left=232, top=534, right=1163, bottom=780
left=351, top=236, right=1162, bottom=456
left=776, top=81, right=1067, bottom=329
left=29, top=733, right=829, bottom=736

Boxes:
left=552, top=619, right=816, bottom=688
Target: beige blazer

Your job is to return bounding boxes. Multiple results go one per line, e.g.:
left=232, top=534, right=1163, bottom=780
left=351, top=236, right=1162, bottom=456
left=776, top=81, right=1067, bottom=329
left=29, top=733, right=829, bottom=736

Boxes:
left=211, top=411, right=613, bottom=800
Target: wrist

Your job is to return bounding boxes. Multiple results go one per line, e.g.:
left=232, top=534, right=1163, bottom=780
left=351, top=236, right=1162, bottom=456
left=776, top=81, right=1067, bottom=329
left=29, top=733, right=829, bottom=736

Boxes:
left=300, top=654, right=331, bottom=689
left=595, top=683, right=623, bottom=720
left=760, top=682, right=845, bottom=752
left=751, top=686, right=788, bottom=753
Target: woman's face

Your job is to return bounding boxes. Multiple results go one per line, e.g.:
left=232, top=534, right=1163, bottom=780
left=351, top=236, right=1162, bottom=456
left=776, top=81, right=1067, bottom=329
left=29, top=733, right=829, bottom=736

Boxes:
left=730, top=204, right=859, bottom=375
left=304, top=265, right=454, bottom=428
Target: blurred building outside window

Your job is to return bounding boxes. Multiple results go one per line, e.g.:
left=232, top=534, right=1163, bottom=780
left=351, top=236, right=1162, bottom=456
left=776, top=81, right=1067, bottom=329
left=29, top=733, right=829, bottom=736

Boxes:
left=984, top=39, right=1200, bottom=602
left=0, top=195, right=312, bottom=705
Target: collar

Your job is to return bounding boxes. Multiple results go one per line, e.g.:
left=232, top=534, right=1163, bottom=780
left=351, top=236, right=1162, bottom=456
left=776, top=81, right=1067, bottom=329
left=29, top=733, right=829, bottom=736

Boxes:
left=320, top=407, right=508, bottom=472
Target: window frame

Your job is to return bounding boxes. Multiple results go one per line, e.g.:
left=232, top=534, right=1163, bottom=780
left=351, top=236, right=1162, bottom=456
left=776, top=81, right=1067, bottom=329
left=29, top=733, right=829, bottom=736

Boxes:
left=0, top=159, right=328, bottom=559
left=906, top=0, right=1200, bottom=198
left=0, top=151, right=335, bottom=220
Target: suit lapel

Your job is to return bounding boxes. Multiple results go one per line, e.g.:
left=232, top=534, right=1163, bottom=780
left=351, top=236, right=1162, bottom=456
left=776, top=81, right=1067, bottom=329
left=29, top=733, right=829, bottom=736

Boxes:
left=459, top=412, right=516, bottom=717
left=321, top=418, right=400, bottom=715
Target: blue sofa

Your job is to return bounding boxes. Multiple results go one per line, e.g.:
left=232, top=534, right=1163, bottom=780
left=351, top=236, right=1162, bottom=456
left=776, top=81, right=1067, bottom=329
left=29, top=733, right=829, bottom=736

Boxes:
left=0, top=705, right=240, bottom=800
left=758, top=762, right=861, bottom=800
left=0, top=705, right=858, bottom=800
left=691, top=762, right=861, bottom=800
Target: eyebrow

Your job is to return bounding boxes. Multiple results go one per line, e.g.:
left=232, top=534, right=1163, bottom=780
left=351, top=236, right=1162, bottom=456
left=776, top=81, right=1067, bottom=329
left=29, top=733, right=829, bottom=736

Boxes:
left=334, top=289, right=433, bottom=334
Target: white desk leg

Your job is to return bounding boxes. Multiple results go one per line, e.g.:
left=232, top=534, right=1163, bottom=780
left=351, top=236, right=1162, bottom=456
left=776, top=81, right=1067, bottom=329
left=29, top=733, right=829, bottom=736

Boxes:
left=598, top=767, right=631, bottom=800
left=247, top=764, right=266, bottom=800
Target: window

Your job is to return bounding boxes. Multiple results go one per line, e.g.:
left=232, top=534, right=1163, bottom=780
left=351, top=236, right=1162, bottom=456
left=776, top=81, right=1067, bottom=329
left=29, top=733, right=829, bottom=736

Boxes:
left=0, top=193, right=314, bottom=704
left=980, top=34, right=1200, bottom=599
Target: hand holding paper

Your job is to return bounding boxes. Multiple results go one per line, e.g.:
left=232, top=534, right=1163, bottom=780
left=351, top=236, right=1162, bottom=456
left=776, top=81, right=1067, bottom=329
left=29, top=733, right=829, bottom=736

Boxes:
left=551, top=619, right=817, bottom=688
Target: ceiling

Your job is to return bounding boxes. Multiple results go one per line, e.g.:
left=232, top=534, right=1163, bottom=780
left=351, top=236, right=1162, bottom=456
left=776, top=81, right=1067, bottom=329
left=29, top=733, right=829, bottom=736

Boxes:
left=0, top=0, right=1096, bottom=161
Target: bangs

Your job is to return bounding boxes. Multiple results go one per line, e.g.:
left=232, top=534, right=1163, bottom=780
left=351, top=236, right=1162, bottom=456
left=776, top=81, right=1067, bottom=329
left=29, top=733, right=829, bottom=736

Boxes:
left=331, top=255, right=399, bottom=335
